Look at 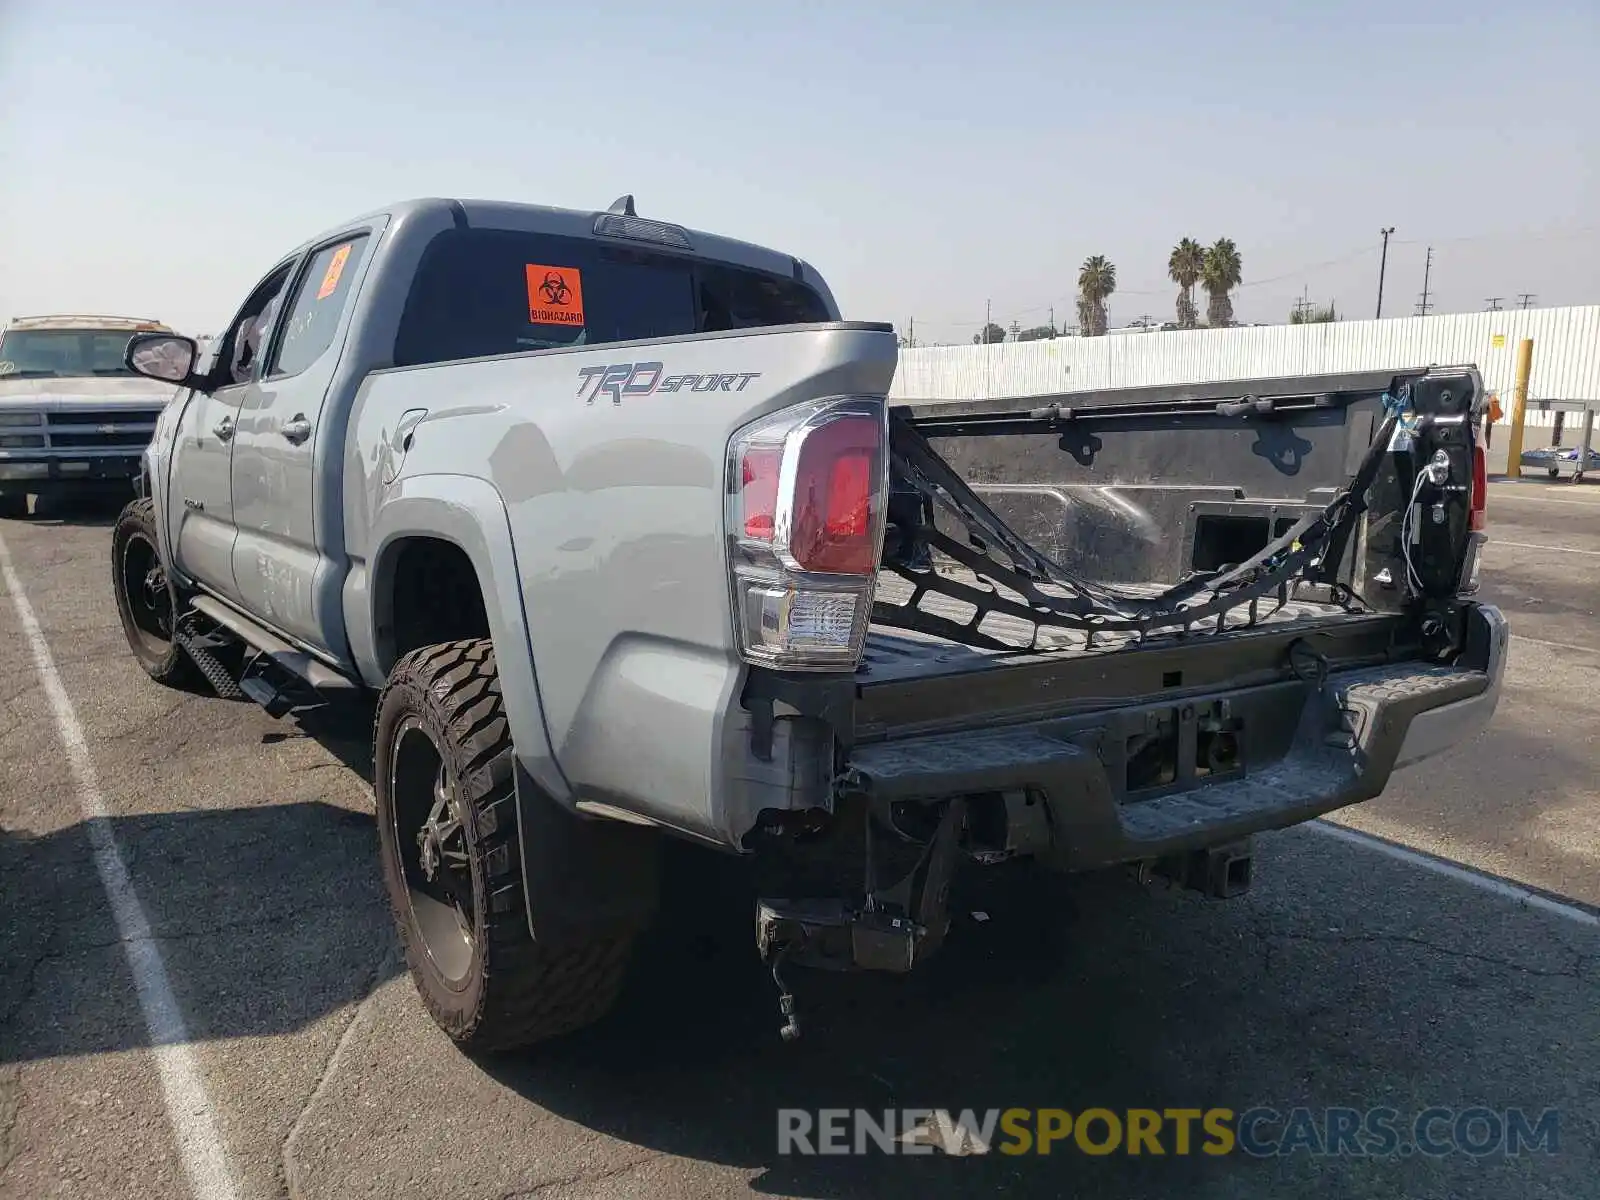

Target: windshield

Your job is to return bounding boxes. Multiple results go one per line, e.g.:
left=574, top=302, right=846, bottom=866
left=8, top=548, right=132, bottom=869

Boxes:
left=0, top=329, right=141, bottom=379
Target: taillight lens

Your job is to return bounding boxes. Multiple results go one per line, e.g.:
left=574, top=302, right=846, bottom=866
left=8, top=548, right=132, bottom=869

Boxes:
left=788, top=413, right=881, bottom=574
left=740, top=446, right=782, bottom=540
left=1469, top=439, right=1488, bottom=532
left=727, top=398, right=888, bottom=671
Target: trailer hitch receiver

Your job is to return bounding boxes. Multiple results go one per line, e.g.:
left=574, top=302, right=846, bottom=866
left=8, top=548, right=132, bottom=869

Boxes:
left=1153, top=837, right=1255, bottom=899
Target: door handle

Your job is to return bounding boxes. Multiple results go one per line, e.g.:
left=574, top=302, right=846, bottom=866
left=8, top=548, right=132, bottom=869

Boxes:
left=212, top=415, right=235, bottom=441
left=281, top=415, right=313, bottom=445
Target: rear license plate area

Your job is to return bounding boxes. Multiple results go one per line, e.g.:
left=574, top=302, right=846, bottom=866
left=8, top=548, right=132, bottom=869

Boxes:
left=1112, top=699, right=1245, bottom=801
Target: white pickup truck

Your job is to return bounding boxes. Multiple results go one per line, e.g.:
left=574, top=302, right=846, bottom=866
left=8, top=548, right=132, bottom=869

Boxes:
left=110, top=194, right=1507, bottom=1051
left=0, top=314, right=180, bottom=516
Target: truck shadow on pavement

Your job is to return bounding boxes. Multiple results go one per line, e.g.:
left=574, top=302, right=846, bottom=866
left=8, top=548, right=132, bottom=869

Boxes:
left=480, top=808, right=1597, bottom=1199
left=3, top=492, right=130, bottom=528
left=0, top=797, right=396, bottom=1066
left=2, top=716, right=1594, bottom=1199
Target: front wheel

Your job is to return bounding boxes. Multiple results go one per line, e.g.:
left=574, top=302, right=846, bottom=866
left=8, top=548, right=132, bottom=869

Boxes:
left=373, top=639, right=637, bottom=1053
left=111, top=498, right=202, bottom=689
left=0, top=493, right=28, bottom=519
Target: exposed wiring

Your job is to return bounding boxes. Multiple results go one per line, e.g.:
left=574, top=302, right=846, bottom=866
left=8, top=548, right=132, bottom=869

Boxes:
left=1400, top=468, right=1430, bottom=595
left=771, top=943, right=801, bottom=1042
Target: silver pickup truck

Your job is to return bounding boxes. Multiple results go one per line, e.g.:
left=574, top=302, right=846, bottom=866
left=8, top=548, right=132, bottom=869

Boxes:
left=0, top=314, right=180, bottom=516
left=110, top=195, right=1508, bottom=1052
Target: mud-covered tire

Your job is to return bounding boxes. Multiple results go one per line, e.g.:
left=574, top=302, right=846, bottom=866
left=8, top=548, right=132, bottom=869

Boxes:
left=111, top=497, right=203, bottom=690
left=373, top=639, right=636, bottom=1053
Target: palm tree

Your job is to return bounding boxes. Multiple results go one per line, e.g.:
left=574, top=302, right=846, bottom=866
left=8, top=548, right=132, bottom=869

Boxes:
left=1201, top=238, right=1242, bottom=328
left=1168, top=238, right=1204, bottom=329
left=1077, top=255, right=1117, bottom=337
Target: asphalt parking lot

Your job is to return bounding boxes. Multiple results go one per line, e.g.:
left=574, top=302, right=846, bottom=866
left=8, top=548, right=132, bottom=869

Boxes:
left=1, top=478, right=1597, bottom=1200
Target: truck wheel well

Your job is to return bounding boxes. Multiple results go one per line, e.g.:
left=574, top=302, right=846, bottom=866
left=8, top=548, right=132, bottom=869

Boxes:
left=386, top=538, right=491, bottom=665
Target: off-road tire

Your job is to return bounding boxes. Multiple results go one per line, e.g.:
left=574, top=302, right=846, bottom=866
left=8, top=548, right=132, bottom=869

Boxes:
left=111, top=497, right=203, bottom=690
left=373, top=639, right=636, bottom=1053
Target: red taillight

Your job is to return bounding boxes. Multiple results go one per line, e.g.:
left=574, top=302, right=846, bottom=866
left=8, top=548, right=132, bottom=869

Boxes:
left=789, top=413, right=882, bottom=574
left=827, top=454, right=872, bottom=537
left=1470, top=440, right=1488, bottom=532
left=725, top=397, right=888, bottom=671
left=740, top=446, right=782, bottom=539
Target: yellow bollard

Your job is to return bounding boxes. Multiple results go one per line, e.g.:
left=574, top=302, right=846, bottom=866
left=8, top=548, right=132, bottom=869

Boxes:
left=1503, top=338, right=1533, bottom=479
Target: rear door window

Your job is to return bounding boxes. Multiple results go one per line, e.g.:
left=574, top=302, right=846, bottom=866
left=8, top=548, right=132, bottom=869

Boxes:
left=393, top=228, right=829, bottom=368
left=266, top=234, right=371, bottom=379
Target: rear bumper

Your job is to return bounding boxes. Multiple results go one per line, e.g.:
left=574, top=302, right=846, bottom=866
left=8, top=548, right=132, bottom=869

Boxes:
left=1392, top=625, right=1507, bottom=770
left=844, top=603, right=1508, bottom=871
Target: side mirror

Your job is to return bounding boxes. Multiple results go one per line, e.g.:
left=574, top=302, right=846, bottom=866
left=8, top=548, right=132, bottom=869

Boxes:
left=125, top=333, right=202, bottom=387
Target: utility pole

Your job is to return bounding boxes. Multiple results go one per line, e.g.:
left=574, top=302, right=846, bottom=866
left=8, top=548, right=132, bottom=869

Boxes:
left=1414, top=246, right=1434, bottom=317
left=1049, top=304, right=1055, bottom=334
left=907, top=316, right=914, bottom=348
left=983, top=298, right=993, bottom=398
left=1484, top=298, right=1503, bottom=312
left=1376, top=227, right=1395, bottom=318
left=1517, top=293, right=1537, bottom=310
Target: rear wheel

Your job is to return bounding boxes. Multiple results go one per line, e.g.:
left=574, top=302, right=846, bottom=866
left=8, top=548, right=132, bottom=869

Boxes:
left=111, top=498, right=201, bottom=689
left=0, top=494, right=27, bottom=519
left=374, top=639, right=638, bottom=1052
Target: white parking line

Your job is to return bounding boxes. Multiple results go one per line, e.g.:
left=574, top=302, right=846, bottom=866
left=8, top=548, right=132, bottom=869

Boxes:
left=1311, top=821, right=1600, bottom=930
left=1487, top=490, right=1600, bottom=508
left=1512, top=633, right=1600, bottom=656
left=0, top=532, right=240, bottom=1200
left=1495, top=540, right=1600, bottom=556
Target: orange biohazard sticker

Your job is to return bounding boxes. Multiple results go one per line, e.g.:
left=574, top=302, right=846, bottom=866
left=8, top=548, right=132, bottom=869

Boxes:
left=316, top=244, right=353, bottom=300
left=525, top=264, right=585, bottom=326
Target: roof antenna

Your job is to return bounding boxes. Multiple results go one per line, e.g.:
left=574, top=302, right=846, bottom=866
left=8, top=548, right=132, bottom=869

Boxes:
left=607, top=194, right=636, bottom=217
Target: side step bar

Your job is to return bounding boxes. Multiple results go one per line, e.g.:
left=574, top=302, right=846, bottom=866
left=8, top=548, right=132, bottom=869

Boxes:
left=189, top=595, right=360, bottom=704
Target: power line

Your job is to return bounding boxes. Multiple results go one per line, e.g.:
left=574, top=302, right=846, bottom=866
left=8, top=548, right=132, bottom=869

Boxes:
left=902, top=224, right=1584, bottom=331
left=1238, top=244, right=1378, bottom=289
left=1393, top=226, right=1597, bottom=247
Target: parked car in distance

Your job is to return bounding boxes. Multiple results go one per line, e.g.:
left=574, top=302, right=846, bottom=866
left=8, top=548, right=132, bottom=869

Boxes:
left=0, top=313, right=180, bottom=516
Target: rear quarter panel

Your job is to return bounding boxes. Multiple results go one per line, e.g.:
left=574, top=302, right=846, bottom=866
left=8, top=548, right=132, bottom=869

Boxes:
left=347, top=323, right=898, bottom=841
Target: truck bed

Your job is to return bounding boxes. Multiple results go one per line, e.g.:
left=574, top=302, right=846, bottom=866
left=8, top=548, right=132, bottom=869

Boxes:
left=862, top=567, right=1358, bottom=684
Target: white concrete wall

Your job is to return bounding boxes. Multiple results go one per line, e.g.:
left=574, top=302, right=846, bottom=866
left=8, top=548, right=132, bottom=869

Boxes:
left=891, top=305, right=1600, bottom=428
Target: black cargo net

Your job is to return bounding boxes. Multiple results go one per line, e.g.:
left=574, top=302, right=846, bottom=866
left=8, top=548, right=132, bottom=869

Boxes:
left=873, top=405, right=1402, bottom=652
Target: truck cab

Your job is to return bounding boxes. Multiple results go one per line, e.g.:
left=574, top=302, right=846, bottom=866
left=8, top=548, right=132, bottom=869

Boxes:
left=0, top=313, right=180, bottom=516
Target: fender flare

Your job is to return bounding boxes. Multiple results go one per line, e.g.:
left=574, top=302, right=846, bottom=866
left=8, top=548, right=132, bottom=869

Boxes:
left=363, top=473, right=573, bottom=806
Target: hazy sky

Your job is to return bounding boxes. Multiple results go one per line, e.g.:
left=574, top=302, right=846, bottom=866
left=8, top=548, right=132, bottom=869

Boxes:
left=2, top=0, right=1595, bottom=341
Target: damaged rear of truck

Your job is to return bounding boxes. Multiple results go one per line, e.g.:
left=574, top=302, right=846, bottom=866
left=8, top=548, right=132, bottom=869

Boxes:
left=732, top=363, right=1505, bottom=1037
left=113, top=197, right=1505, bottom=1051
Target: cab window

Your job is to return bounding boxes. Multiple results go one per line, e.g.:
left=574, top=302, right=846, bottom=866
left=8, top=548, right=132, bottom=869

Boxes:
left=267, top=235, right=371, bottom=379
left=393, top=227, right=828, bottom=368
